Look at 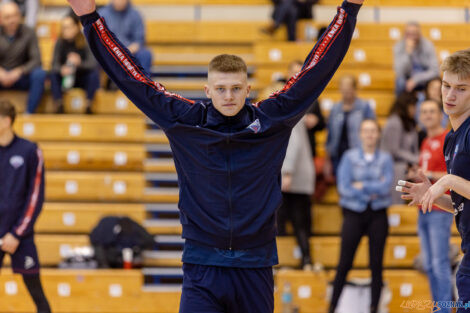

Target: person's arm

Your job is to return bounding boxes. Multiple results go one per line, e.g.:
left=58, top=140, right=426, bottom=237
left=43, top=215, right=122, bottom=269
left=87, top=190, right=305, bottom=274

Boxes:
left=381, top=116, right=419, bottom=164
left=254, top=0, right=362, bottom=127
left=396, top=170, right=454, bottom=214
left=10, top=146, right=45, bottom=239
left=22, top=29, right=41, bottom=74
left=362, top=153, right=394, bottom=197
left=68, top=0, right=195, bottom=131
left=24, top=0, right=39, bottom=28
left=411, top=40, right=440, bottom=86
left=393, top=41, right=412, bottom=82
left=281, top=123, right=302, bottom=191
left=308, top=100, right=326, bottom=132
left=77, top=44, right=98, bottom=71
left=337, top=152, right=368, bottom=200
left=421, top=174, right=470, bottom=213
left=129, top=10, right=145, bottom=49
left=364, top=100, right=376, bottom=119
left=51, top=40, right=63, bottom=73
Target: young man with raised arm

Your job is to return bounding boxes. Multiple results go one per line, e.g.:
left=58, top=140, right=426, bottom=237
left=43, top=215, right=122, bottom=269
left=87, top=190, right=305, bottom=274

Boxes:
left=67, top=0, right=364, bottom=311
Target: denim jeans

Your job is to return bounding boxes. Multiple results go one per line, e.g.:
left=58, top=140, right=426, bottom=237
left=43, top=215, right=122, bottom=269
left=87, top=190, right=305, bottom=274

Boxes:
left=50, top=69, right=100, bottom=101
left=134, top=48, right=153, bottom=74
left=418, top=210, right=453, bottom=313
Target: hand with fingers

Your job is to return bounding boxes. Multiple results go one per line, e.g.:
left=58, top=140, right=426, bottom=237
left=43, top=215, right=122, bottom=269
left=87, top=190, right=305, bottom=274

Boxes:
left=396, top=169, right=432, bottom=212
left=420, top=179, right=449, bottom=213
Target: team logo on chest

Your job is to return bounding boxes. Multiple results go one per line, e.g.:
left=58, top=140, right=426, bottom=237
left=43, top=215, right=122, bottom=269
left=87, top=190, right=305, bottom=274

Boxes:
left=247, top=119, right=261, bottom=133
left=9, top=155, right=24, bottom=169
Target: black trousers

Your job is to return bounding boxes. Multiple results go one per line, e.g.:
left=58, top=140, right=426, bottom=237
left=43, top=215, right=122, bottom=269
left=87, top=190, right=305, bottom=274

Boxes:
left=329, top=206, right=389, bottom=313
left=272, top=0, right=298, bottom=41
left=277, top=192, right=312, bottom=267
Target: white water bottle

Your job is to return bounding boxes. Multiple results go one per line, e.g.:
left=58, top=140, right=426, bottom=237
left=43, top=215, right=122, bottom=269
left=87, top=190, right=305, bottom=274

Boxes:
left=62, top=60, right=76, bottom=90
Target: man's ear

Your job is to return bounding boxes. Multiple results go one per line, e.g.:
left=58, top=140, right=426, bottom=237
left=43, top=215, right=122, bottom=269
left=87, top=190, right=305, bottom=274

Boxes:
left=204, top=85, right=211, bottom=99
left=246, top=84, right=251, bottom=98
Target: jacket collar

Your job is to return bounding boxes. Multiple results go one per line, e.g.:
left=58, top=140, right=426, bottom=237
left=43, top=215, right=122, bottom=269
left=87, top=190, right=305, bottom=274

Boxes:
left=204, top=101, right=253, bottom=132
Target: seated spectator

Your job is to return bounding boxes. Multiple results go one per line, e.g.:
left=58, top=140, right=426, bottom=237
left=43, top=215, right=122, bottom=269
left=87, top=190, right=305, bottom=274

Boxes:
left=393, top=21, right=439, bottom=95
left=263, top=0, right=319, bottom=42
left=50, top=12, right=100, bottom=114
left=380, top=92, right=419, bottom=204
left=325, top=75, right=375, bottom=177
left=1, top=0, right=38, bottom=28
left=99, top=0, right=152, bottom=73
left=0, top=2, right=45, bottom=114
left=263, top=0, right=298, bottom=42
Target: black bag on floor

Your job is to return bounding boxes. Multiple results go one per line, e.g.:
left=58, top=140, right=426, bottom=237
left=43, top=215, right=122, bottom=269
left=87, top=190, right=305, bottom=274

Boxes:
left=90, top=216, right=155, bottom=268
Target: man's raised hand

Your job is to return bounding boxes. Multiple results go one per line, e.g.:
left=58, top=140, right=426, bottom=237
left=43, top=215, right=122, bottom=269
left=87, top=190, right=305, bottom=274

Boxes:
left=67, top=0, right=96, bottom=16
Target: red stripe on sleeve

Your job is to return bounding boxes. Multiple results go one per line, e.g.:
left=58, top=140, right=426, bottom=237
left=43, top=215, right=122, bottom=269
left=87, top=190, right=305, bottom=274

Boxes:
left=15, top=148, right=44, bottom=237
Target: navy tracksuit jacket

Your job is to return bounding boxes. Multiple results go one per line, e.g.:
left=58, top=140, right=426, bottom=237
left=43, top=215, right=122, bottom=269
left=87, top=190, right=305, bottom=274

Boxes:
left=0, top=135, right=44, bottom=239
left=79, top=1, right=359, bottom=252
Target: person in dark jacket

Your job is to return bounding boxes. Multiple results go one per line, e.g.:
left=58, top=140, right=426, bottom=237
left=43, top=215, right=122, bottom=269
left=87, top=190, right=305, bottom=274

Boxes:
left=49, top=12, right=100, bottom=114
left=68, top=0, right=364, bottom=311
left=0, top=100, right=51, bottom=313
left=0, top=2, right=46, bottom=114
left=98, top=0, right=152, bottom=72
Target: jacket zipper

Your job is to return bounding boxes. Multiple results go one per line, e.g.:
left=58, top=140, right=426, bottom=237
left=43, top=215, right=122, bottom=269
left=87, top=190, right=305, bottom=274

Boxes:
left=227, top=122, right=233, bottom=250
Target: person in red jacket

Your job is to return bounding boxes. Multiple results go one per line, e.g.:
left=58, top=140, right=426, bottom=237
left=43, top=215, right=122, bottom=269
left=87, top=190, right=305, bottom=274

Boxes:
left=0, top=100, right=50, bottom=313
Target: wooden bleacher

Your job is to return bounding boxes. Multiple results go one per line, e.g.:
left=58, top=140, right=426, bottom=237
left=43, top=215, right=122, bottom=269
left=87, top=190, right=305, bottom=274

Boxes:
left=0, top=269, right=181, bottom=313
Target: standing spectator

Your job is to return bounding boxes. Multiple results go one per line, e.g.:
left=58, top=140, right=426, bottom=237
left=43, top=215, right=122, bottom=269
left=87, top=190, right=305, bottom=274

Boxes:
left=325, top=75, right=375, bottom=177
left=50, top=12, right=100, bottom=114
left=381, top=92, right=419, bottom=204
left=394, top=21, right=439, bottom=95
left=411, top=99, right=452, bottom=312
left=99, top=0, right=152, bottom=73
left=0, top=2, right=46, bottom=114
left=1, top=0, right=38, bottom=28
left=0, top=100, right=51, bottom=313
left=329, top=119, right=394, bottom=313
left=277, top=114, right=315, bottom=270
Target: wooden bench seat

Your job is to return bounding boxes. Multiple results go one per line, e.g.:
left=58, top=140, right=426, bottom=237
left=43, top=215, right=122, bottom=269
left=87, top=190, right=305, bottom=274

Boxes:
left=36, top=203, right=146, bottom=234
left=276, top=236, right=462, bottom=268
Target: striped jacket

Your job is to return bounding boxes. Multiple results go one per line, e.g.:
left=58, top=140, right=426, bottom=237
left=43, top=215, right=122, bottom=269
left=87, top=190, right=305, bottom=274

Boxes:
left=0, top=136, right=44, bottom=239
left=79, top=1, right=360, bottom=250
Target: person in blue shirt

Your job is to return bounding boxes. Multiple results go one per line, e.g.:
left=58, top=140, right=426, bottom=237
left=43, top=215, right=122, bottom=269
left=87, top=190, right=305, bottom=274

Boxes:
left=398, top=49, right=470, bottom=312
left=98, top=0, right=152, bottom=72
left=330, top=119, right=394, bottom=313
left=68, top=0, right=364, bottom=311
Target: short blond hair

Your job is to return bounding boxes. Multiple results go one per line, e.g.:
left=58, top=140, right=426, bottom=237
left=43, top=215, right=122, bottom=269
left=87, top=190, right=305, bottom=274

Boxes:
left=208, top=54, right=247, bottom=74
left=441, top=49, right=470, bottom=79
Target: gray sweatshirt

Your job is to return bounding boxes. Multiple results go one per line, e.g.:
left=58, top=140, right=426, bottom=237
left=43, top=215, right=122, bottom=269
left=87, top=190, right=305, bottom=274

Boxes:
left=281, top=117, right=315, bottom=195
left=393, top=37, right=440, bottom=86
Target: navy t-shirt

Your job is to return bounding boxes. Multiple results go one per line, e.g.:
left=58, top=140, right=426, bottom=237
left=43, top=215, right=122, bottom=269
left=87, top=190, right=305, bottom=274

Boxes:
left=444, top=116, right=470, bottom=268
left=182, top=239, right=278, bottom=268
